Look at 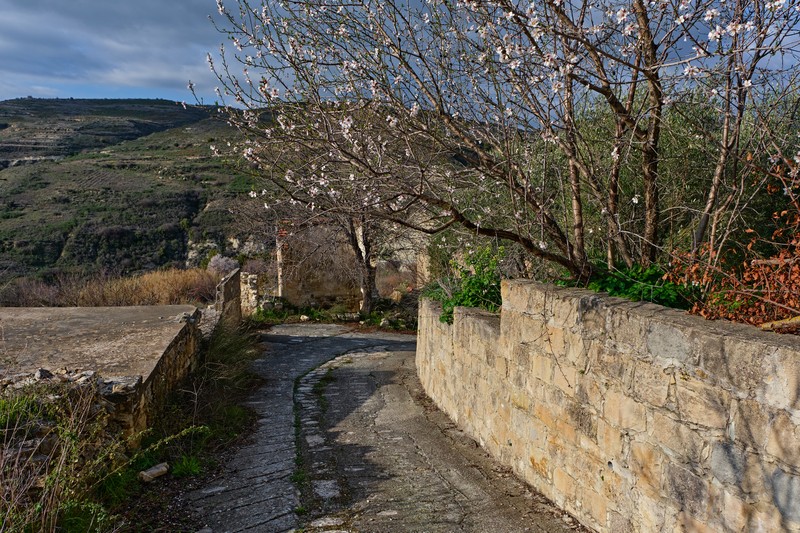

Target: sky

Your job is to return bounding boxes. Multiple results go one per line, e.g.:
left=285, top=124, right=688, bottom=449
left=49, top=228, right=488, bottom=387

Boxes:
left=0, top=0, right=225, bottom=103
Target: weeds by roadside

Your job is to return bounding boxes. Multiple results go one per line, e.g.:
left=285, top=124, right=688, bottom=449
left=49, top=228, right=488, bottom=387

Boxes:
left=109, top=323, right=262, bottom=529
left=250, top=297, right=418, bottom=332
left=0, top=381, right=123, bottom=532
left=0, top=323, right=263, bottom=532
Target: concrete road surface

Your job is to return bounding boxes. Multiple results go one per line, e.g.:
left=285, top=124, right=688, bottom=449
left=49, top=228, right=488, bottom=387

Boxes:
left=189, top=324, right=585, bottom=533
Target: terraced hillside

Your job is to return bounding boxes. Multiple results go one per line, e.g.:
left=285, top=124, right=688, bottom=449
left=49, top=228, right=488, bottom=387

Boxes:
left=0, top=98, right=210, bottom=168
left=0, top=98, right=269, bottom=290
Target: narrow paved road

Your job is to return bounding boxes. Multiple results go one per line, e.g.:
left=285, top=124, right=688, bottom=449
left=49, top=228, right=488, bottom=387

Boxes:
left=189, top=324, right=584, bottom=533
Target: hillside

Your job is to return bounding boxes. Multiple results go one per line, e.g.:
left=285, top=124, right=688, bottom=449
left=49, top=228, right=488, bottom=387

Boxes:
left=0, top=98, right=269, bottom=293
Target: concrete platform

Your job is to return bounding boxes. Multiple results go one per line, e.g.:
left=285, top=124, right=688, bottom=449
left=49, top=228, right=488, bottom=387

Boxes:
left=0, top=305, right=198, bottom=378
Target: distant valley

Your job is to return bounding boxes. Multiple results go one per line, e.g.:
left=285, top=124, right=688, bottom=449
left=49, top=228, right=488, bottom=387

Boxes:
left=0, top=98, right=267, bottom=294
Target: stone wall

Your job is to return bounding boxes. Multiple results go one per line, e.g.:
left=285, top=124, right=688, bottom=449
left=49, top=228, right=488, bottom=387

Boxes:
left=124, top=309, right=201, bottom=436
left=240, top=271, right=259, bottom=316
left=215, top=268, right=242, bottom=325
left=417, top=280, right=800, bottom=532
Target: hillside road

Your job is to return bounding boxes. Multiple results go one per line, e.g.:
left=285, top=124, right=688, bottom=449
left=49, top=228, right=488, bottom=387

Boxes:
left=188, top=324, right=584, bottom=533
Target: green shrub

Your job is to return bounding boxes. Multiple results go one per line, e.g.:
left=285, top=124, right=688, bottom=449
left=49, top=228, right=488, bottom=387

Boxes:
left=424, top=246, right=503, bottom=323
left=0, top=394, right=46, bottom=428
left=569, top=264, right=698, bottom=309
left=0, top=383, right=125, bottom=532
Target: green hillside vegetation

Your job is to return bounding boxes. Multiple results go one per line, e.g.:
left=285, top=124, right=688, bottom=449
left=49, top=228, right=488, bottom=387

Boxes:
left=0, top=99, right=264, bottom=297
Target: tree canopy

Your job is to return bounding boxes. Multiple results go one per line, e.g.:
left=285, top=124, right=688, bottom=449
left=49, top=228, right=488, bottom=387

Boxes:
left=203, top=0, right=800, bottom=284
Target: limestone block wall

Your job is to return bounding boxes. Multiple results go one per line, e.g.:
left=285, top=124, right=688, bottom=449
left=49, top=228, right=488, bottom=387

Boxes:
left=240, top=271, right=259, bottom=316
left=417, top=281, right=800, bottom=532
left=215, top=268, right=242, bottom=325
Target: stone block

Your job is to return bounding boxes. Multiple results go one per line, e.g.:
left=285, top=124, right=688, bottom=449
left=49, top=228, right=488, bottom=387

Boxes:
left=579, top=487, right=608, bottom=528
left=564, top=331, right=589, bottom=367
left=766, top=410, right=800, bottom=466
left=597, top=418, right=625, bottom=460
left=750, top=503, right=786, bottom=532
left=608, top=510, right=635, bottom=533
left=576, top=377, right=606, bottom=412
left=512, top=343, right=530, bottom=372
left=592, top=342, right=633, bottom=385
left=534, top=400, right=559, bottom=430
left=763, top=346, right=800, bottom=412
left=501, top=279, right=547, bottom=314
left=638, top=492, right=679, bottom=532
left=555, top=418, right=578, bottom=445
left=708, top=441, right=766, bottom=495
left=553, top=362, right=578, bottom=397
left=528, top=448, right=552, bottom=482
left=599, top=468, right=628, bottom=504
left=675, top=377, right=730, bottom=429
left=510, top=391, right=531, bottom=413
left=494, top=355, right=509, bottom=379
left=553, top=467, right=577, bottom=505
left=664, top=463, right=708, bottom=517
left=647, top=322, right=691, bottom=364
left=547, top=293, right=581, bottom=329
left=515, top=313, right=549, bottom=346
left=709, top=441, right=745, bottom=488
left=648, top=411, right=705, bottom=463
left=694, top=329, right=724, bottom=374
left=531, top=353, right=554, bottom=383
left=630, top=440, right=664, bottom=496
left=545, top=325, right=567, bottom=358
left=769, top=466, right=800, bottom=524
left=566, top=399, right=598, bottom=441
left=732, top=399, right=770, bottom=451
left=675, top=511, right=717, bottom=533
left=606, top=305, right=651, bottom=355
left=631, top=360, right=671, bottom=408
left=524, top=418, right=549, bottom=449
left=714, top=487, right=754, bottom=532
left=697, top=336, right=770, bottom=394
left=604, top=389, right=647, bottom=433
left=576, top=293, right=608, bottom=341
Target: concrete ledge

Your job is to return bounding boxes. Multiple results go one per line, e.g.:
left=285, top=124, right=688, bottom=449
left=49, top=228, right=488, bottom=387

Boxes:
left=0, top=305, right=201, bottom=435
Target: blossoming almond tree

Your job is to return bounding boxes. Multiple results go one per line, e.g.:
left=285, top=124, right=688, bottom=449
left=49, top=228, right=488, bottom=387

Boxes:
left=203, top=0, right=800, bottom=282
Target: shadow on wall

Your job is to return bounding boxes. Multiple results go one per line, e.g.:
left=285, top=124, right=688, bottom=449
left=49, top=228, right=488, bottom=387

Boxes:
left=416, top=280, right=800, bottom=532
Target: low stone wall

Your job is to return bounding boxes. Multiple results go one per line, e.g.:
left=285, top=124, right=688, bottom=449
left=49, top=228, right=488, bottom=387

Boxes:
left=123, top=309, right=201, bottom=435
left=417, top=281, right=800, bottom=532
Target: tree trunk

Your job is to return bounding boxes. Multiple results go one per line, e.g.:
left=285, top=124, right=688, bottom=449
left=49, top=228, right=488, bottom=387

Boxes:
left=358, top=262, right=378, bottom=315
left=564, top=77, right=588, bottom=275
left=635, top=0, right=663, bottom=265
left=346, top=217, right=379, bottom=316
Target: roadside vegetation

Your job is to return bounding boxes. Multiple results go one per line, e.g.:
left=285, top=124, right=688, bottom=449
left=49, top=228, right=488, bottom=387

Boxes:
left=0, top=267, right=218, bottom=307
left=0, top=320, right=262, bottom=532
left=250, top=296, right=418, bottom=332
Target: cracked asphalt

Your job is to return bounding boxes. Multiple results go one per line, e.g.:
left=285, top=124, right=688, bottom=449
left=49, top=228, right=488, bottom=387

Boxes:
left=189, top=324, right=585, bottom=533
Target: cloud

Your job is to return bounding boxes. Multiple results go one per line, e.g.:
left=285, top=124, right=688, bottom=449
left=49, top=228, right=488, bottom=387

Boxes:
left=0, top=0, right=224, bottom=101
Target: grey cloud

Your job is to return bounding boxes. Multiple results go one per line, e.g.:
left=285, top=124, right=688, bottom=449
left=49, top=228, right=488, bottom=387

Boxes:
left=0, top=0, right=224, bottom=100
